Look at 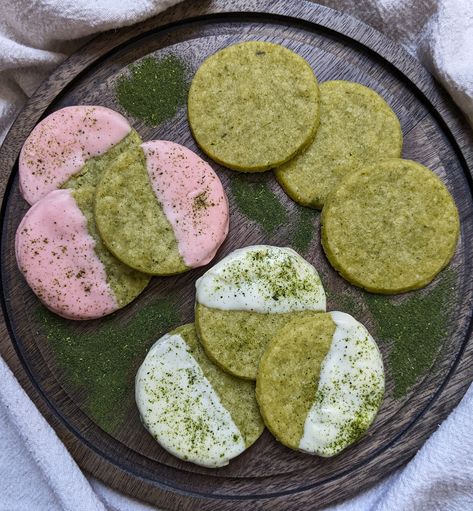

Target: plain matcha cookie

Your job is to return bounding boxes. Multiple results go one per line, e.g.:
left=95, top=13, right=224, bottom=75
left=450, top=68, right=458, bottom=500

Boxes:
left=321, top=159, right=460, bottom=293
left=256, top=312, right=384, bottom=457
left=135, top=324, right=264, bottom=467
left=275, top=80, right=402, bottom=208
left=188, top=41, right=320, bottom=172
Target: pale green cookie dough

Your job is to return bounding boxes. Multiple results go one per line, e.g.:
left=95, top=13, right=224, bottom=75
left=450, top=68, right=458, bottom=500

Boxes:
left=94, top=143, right=186, bottom=275
left=195, top=304, right=322, bottom=380
left=321, top=159, right=460, bottom=293
left=64, top=130, right=150, bottom=307
left=256, top=314, right=335, bottom=449
left=188, top=41, right=320, bottom=172
left=275, top=80, right=402, bottom=208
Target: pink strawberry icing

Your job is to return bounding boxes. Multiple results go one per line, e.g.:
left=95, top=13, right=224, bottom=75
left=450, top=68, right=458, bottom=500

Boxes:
left=141, top=141, right=229, bottom=268
left=15, top=189, right=118, bottom=320
left=19, top=105, right=131, bottom=205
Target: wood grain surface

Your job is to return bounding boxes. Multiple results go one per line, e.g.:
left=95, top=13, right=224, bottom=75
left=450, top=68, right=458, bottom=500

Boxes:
left=1, top=1, right=473, bottom=509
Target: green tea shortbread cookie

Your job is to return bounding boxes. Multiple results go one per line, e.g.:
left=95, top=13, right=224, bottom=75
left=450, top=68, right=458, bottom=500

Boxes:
left=195, top=245, right=326, bottom=380
left=322, top=159, right=460, bottom=293
left=275, top=80, right=402, bottom=208
left=188, top=41, right=320, bottom=172
left=95, top=140, right=229, bottom=275
left=135, top=324, right=264, bottom=468
left=256, top=312, right=384, bottom=457
left=16, top=188, right=150, bottom=320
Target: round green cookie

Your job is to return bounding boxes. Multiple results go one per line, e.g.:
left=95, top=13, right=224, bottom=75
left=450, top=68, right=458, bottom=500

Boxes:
left=256, top=312, right=384, bottom=457
left=188, top=41, right=320, bottom=172
left=321, top=159, right=460, bottom=293
left=275, top=80, right=403, bottom=208
left=94, top=144, right=186, bottom=276
left=136, top=324, right=264, bottom=467
left=194, top=245, right=326, bottom=380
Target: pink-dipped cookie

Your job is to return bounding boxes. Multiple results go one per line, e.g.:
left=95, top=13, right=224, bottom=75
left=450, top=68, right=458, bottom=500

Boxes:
left=19, top=105, right=132, bottom=204
left=16, top=189, right=150, bottom=320
left=94, top=140, right=229, bottom=275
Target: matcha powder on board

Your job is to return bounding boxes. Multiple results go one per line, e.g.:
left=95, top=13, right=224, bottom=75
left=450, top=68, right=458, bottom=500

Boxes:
left=291, top=207, right=319, bottom=254
left=231, top=175, right=288, bottom=235
left=366, top=269, right=457, bottom=398
left=116, top=55, right=188, bottom=125
left=230, top=174, right=318, bottom=252
left=37, top=297, right=179, bottom=433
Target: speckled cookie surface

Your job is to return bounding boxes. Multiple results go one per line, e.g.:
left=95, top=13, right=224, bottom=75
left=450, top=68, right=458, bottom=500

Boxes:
left=135, top=324, right=264, bottom=467
left=194, top=245, right=326, bottom=380
left=321, top=159, right=460, bottom=293
left=95, top=140, right=228, bottom=276
left=256, top=312, right=384, bottom=457
left=19, top=105, right=132, bottom=205
left=188, top=41, right=320, bottom=172
left=256, top=314, right=335, bottom=450
left=275, top=81, right=402, bottom=208
left=195, top=304, right=322, bottom=380
left=15, top=187, right=149, bottom=320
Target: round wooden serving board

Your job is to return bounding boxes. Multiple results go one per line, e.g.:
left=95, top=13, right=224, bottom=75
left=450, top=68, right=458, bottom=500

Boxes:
left=1, top=1, right=473, bottom=509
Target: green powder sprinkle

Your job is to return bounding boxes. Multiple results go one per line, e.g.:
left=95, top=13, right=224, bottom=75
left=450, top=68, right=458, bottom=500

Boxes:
left=37, top=297, right=179, bottom=432
left=327, top=289, right=363, bottom=318
left=214, top=247, right=323, bottom=304
left=231, top=175, right=288, bottom=235
left=116, top=55, right=188, bottom=125
left=365, top=268, right=457, bottom=398
left=291, top=207, right=319, bottom=253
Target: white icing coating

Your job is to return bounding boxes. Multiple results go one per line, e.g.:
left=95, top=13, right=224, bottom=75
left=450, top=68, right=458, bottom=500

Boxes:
left=299, top=311, right=384, bottom=457
left=195, top=245, right=326, bottom=313
left=135, top=333, right=245, bottom=468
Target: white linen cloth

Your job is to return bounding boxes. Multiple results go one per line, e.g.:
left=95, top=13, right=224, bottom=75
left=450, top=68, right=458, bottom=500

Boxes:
left=0, top=1, right=472, bottom=510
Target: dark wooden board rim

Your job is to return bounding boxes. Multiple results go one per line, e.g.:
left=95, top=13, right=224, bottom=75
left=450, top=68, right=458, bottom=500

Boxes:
left=1, top=1, right=473, bottom=509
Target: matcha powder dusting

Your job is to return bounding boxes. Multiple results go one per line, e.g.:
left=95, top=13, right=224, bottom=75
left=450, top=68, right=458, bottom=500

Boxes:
left=37, top=297, right=179, bottom=433
left=231, top=175, right=288, bottom=235
left=366, top=269, right=457, bottom=398
left=116, top=55, right=188, bottom=125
